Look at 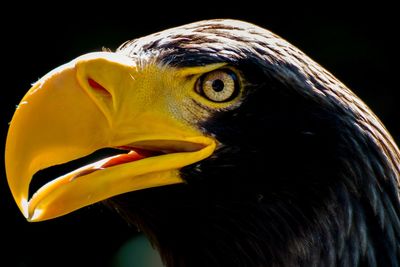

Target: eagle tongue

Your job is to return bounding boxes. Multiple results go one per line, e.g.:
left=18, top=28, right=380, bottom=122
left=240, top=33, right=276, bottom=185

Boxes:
left=100, top=148, right=158, bottom=169
left=70, top=149, right=158, bottom=181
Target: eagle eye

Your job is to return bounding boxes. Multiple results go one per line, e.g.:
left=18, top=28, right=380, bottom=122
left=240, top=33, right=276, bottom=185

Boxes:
left=196, top=69, right=239, bottom=102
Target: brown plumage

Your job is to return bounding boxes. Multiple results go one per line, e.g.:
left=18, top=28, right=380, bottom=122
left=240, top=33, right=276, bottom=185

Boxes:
left=100, top=20, right=400, bottom=266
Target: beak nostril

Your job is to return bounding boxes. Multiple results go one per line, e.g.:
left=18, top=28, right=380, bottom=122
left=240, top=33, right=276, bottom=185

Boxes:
left=88, top=78, right=111, bottom=97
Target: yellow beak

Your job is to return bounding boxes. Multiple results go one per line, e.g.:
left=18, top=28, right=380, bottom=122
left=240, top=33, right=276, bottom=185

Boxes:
left=5, top=52, right=215, bottom=222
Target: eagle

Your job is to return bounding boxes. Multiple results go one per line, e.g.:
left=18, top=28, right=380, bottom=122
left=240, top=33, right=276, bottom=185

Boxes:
left=5, top=19, right=400, bottom=266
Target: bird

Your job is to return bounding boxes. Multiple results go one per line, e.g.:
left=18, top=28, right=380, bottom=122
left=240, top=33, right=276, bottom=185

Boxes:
left=5, top=19, right=400, bottom=267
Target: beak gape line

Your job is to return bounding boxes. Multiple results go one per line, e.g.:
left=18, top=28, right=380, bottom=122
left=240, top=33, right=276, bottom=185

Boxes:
left=6, top=52, right=216, bottom=222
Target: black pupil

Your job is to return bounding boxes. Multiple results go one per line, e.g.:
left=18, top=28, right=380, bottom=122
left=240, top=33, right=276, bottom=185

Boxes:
left=212, top=79, right=225, bottom=92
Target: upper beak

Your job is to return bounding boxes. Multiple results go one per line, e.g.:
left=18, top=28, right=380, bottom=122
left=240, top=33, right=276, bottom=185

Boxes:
left=5, top=52, right=215, bottom=222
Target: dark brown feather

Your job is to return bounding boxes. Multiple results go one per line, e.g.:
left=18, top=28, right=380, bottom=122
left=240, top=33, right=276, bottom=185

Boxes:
left=107, top=19, right=400, bottom=267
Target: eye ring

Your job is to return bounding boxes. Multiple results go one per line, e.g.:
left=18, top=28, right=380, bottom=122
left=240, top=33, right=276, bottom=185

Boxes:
left=196, top=69, right=239, bottom=103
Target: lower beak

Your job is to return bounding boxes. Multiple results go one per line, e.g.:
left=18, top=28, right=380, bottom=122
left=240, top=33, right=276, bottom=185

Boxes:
left=5, top=52, right=215, bottom=222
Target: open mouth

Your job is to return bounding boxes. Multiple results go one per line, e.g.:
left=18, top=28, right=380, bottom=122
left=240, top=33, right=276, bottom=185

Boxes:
left=29, top=147, right=152, bottom=200
left=15, top=136, right=215, bottom=222
left=28, top=140, right=207, bottom=202
left=5, top=52, right=219, bottom=222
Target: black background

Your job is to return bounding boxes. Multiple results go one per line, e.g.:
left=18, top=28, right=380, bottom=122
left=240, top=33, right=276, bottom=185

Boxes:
left=0, top=3, right=398, bottom=266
